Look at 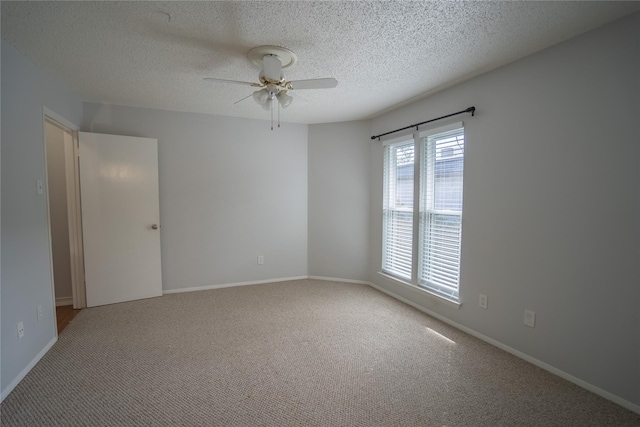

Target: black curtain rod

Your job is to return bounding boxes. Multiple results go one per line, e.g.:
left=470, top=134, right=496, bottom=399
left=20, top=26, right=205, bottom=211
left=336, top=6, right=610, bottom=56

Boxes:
left=371, top=106, right=476, bottom=141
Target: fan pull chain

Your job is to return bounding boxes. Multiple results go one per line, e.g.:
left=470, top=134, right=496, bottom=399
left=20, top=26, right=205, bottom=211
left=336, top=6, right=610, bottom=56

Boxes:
left=278, top=101, right=281, bottom=128
left=270, top=100, right=274, bottom=131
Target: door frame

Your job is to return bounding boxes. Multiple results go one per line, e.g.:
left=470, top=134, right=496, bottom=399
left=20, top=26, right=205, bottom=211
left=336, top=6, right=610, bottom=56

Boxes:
left=42, top=107, right=86, bottom=321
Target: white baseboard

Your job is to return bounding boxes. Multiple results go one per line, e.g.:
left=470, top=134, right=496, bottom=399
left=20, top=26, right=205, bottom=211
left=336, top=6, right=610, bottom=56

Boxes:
left=308, top=275, right=371, bottom=285
left=55, top=297, right=73, bottom=307
left=367, top=281, right=640, bottom=415
left=162, top=276, right=309, bottom=295
left=1, top=336, right=57, bottom=402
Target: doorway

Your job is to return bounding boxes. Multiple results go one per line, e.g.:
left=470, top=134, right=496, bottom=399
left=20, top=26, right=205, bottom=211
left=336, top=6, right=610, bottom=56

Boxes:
left=43, top=111, right=162, bottom=322
left=43, top=110, right=86, bottom=334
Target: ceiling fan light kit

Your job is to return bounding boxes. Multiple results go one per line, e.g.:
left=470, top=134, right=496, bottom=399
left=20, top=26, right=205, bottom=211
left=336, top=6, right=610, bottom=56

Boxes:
left=261, top=99, right=273, bottom=112
left=277, top=91, right=293, bottom=109
left=205, top=45, right=338, bottom=130
left=252, top=88, right=270, bottom=105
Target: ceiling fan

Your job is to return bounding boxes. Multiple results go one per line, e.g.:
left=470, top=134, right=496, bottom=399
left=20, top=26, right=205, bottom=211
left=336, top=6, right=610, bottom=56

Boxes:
left=204, top=46, right=338, bottom=129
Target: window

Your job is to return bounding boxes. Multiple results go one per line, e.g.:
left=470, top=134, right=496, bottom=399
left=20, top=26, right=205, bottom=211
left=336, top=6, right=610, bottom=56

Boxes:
left=382, top=124, right=465, bottom=303
left=419, top=127, right=464, bottom=301
left=382, top=140, right=414, bottom=280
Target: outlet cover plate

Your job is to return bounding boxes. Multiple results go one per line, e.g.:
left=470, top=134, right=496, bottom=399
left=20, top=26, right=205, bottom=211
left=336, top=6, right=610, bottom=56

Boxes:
left=524, top=309, right=536, bottom=328
left=479, top=294, right=488, bottom=309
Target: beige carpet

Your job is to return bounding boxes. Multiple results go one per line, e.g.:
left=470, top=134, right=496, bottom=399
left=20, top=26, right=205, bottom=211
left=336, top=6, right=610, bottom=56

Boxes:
left=1, top=279, right=638, bottom=426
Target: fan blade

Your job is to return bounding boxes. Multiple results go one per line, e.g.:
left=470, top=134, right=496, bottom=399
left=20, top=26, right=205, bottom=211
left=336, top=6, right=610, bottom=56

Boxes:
left=204, top=77, right=259, bottom=87
left=289, top=78, right=338, bottom=90
left=233, top=93, right=254, bottom=105
left=263, top=55, right=282, bottom=81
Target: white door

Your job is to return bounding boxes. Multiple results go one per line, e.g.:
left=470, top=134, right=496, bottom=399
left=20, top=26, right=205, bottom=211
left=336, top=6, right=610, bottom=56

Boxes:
left=79, top=132, right=162, bottom=307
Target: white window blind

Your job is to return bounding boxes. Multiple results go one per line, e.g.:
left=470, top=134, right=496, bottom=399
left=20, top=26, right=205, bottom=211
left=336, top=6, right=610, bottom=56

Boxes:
left=382, top=140, right=414, bottom=280
left=418, top=127, right=464, bottom=301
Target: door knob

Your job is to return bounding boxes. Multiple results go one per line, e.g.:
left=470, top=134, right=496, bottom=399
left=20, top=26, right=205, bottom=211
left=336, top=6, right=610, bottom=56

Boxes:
left=151, top=224, right=159, bottom=230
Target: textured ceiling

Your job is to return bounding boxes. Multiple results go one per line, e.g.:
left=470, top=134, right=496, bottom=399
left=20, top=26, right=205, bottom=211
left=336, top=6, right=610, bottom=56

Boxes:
left=2, top=1, right=639, bottom=124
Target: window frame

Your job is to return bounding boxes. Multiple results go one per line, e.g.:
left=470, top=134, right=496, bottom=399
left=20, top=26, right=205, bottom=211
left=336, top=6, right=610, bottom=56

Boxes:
left=380, top=122, right=465, bottom=306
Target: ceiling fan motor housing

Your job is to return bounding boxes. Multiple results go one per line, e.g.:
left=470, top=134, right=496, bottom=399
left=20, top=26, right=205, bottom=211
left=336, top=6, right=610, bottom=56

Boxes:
left=248, top=46, right=298, bottom=70
left=259, top=72, right=285, bottom=86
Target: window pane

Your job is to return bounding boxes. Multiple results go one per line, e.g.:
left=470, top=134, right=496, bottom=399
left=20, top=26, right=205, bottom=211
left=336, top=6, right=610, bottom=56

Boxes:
left=383, top=141, right=414, bottom=280
left=433, top=133, right=464, bottom=212
left=383, top=210, right=413, bottom=280
left=419, top=212, right=461, bottom=299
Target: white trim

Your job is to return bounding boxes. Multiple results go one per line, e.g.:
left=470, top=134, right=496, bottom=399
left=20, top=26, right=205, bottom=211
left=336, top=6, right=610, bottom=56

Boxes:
left=1, top=337, right=57, bottom=402
left=418, top=120, right=463, bottom=138
left=162, top=276, right=309, bottom=295
left=380, top=129, right=415, bottom=146
left=55, top=297, right=73, bottom=307
left=367, top=280, right=640, bottom=415
left=308, top=275, right=371, bottom=285
left=43, top=106, right=79, bottom=132
left=66, top=131, right=86, bottom=309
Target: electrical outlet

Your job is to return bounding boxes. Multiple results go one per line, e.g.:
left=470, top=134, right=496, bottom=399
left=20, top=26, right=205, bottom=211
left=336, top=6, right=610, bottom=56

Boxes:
left=524, top=310, right=536, bottom=328
left=17, top=321, right=24, bottom=339
left=479, top=294, right=488, bottom=309
left=37, top=305, right=43, bottom=321
left=257, top=255, right=264, bottom=265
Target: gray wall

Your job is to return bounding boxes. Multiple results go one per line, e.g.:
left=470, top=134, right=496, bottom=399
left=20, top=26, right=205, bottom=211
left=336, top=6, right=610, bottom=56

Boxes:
left=1, top=39, right=83, bottom=395
left=308, top=121, right=370, bottom=281
left=82, top=103, right=308, bottom=291
left=369, top=14, right=640, bottom=406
